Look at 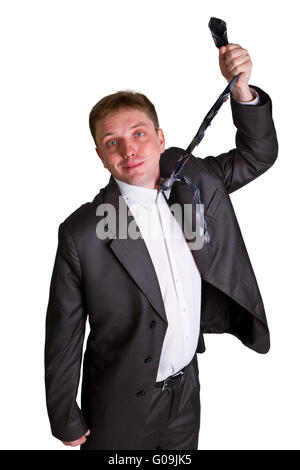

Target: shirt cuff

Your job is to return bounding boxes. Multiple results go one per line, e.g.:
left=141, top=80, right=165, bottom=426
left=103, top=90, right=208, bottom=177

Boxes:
left=232, top=87, right=260, bottom=105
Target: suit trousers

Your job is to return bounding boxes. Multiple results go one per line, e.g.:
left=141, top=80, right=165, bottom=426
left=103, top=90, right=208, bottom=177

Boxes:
left=139, top=353, right=201, bottom=450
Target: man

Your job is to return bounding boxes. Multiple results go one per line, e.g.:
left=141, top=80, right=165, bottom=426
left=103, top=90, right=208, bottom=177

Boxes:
left=44, top=44, right=278, bottom=450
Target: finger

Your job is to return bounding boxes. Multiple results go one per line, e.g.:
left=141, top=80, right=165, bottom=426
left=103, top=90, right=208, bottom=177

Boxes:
left=225, top=43, right=242, bottom=52
left=219, top=44, right=240, bottom=58
left=70, top=437, right=86, bottom=447
left=229, top=59, right=252, bottom=76
left=85, top=429, right=91, bottom=436
left=227, top=55, right=251, bottom=74
left=225, top=48, right=249, bottom=65
left=62, top=435, right=87, bottom=446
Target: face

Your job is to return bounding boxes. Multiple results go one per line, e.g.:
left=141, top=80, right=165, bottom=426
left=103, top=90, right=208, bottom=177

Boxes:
left=95, top=107, right=165, bottom=189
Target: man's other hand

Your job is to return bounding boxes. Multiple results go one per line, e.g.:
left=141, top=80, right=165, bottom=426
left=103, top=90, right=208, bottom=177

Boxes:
left=62, top=429, right=91, bottom=447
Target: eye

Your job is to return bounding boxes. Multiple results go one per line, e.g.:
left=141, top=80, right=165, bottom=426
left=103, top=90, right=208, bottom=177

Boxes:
left=106, top=131, right=144, bottom=147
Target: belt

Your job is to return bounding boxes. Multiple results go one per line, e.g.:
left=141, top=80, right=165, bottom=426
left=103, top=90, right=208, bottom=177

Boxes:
left=155, top=364, right=188, bottom=390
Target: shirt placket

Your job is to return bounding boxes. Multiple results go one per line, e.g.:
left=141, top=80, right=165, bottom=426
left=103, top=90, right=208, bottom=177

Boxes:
left=156, top=199, right=190, bottom=359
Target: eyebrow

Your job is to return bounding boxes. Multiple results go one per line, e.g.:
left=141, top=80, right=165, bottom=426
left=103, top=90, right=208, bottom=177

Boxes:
left=100, top=122, right=148, bottom=142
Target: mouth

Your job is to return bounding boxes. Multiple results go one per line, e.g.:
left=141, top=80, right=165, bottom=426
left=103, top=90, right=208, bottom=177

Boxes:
left=123, top=161, right=144, bottom=170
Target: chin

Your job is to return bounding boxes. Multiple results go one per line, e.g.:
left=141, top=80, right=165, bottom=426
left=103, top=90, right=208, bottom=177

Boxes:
left=127, top=174, right=150, bottom=187
left=127, top=175, right=145, bottom=185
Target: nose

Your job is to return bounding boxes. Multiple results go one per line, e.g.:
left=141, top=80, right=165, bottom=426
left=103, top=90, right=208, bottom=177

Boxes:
left=120, top=140, right=137, bottom=159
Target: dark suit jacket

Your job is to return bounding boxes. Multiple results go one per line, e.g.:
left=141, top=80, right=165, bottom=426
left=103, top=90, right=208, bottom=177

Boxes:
left=44, top=84, right=278, bottom=449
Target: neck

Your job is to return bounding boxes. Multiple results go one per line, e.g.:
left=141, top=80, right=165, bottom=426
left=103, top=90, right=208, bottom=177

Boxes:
left=136, top=169, right=161, bottom=190
left=153, top=167, right=161, bottom=189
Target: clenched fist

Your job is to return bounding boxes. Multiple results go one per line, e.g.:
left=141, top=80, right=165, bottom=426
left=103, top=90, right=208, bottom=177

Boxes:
left=219, top=43, right=253, bottom=101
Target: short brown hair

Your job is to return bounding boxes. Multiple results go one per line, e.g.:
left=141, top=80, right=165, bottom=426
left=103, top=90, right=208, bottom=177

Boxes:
left=89, top=89, right=160, bottom=147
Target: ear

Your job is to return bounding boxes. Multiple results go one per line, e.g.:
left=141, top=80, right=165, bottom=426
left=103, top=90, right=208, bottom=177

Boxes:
left=95, top=147, right=106, bottom=168
left=157, top=128, right=165, bottom=153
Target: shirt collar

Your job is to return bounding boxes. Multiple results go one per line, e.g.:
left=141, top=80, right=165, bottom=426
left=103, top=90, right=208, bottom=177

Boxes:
left=113, top=176, right=171, bottom=207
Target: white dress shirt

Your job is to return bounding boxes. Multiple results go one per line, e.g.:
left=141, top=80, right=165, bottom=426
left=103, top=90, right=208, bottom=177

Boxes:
left=113, top=87, right=260, bottom=382
left=114, top=176, right=202, bottom=381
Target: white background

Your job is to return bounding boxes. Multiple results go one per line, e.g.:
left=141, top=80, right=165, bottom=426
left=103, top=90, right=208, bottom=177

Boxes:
left=1, top=0, right=299, bottom=450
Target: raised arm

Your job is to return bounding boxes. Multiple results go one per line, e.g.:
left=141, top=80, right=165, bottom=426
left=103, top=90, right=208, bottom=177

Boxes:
left=160, top=44, right=278, bottom=194
left=202, top=83, right=278, bottom=194
left=202, top=43, right=278, bottom=193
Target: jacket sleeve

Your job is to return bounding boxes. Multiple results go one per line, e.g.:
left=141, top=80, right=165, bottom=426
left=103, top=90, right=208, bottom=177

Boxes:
left=44, top=222, right=88, bottom=442
left=201, top=84, right=279, bottom=194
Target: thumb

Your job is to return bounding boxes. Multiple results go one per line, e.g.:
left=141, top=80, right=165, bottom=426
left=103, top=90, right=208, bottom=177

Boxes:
left=85, top=429, right=91, bottom=436
left=219, top=46, right=226, bottom=55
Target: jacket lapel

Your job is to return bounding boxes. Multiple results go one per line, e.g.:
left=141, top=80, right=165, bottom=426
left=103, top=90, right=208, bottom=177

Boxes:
left=103, top=176, right=167, bottom=324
